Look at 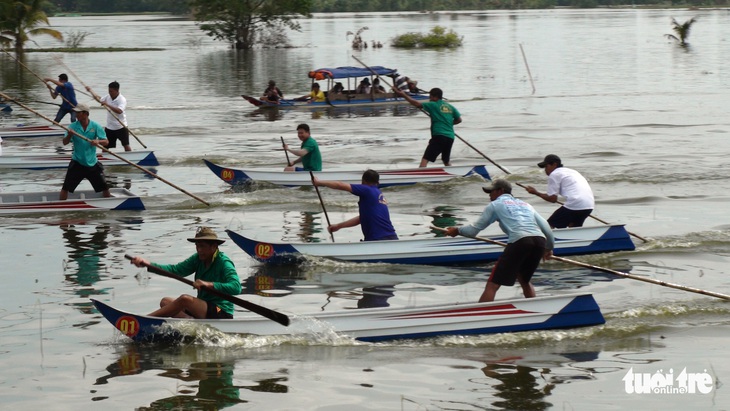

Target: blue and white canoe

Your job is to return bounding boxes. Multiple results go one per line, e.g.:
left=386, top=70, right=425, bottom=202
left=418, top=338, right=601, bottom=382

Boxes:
left=0, top=125, right=65, bottom=139
left=203, top=159, right=490, bottom=188
left=226, top=225, right=635, bottom=266
left=0, top=150, right=159, bottom=170
left=0, top=188, right=144, bottom=215
left=92, top=293, right=605, bottom=343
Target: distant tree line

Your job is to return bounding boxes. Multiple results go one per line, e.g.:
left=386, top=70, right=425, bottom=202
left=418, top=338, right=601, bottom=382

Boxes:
left=43, top=0, right=730, bottom=14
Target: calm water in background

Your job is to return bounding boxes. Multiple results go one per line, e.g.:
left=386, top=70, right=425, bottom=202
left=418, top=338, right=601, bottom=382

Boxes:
left=1, top=9, right=730, bottom=410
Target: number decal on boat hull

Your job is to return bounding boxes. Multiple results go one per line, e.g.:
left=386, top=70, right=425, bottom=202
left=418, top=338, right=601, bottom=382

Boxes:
left=115, top=315, right=141, bottom=337
left=255, top=242, right=274, bottom=260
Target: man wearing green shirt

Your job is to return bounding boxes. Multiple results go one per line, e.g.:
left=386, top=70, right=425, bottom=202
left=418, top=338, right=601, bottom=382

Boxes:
left=396, top=87, right=462, bottom=167
left=283, top=123, right=322, bottom=171
left=129, top=227, right=242, bottom=319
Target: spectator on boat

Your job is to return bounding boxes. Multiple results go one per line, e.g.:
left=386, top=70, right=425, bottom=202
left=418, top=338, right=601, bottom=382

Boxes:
left=59, top=103, right=111, bottom=201
left=44, top=73, right=78, bottom=123
left=330, top=82, right=345, bottom=95
left=129, top=227, right=242, bottom=319
left=372, top=78, right=386, bottom=93
left=262, top=80, right=283, bottom=103
left=283, top=123, right=322, bottom=171
left=395, top=87, right=462, bottom=168
left=394, top=75, right=419, bottom=93
left=91, top=81, right=130, bottom=151
left=356, top=78, right=371, bottom=94
left=312, top=170, right=399, bottom=242
left=524, top=154, right=595, bottom=228
left=295, top=83, right=325, bottom=103
left=445, top=179, right=554, bottom=302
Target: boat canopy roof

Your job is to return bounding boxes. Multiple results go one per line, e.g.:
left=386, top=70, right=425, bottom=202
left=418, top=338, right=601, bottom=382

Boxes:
left=308, top=66, right=397, bottom=80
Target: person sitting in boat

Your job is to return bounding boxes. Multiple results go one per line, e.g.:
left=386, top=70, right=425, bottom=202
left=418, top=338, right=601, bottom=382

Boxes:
left=295, top=82, right=325, bottom=103
left=59, top=103, right=112, bottom=200
left=524, top=154, right=595, bottom=229
left=129, top=226, right=242, bottom=319
left=330, top=82, right=345, bottom=95
left=283, top=123, right=322, bottom=172
left=445, top=179, right=554, bottom=303
left=356, top=78, right=371, bottom=94
left=262, top=80, right=283, bottom=103
left=372, top=78, right=386, bottom=93
left=312, top=170, right=399, bottom=242
left=394, top=75, right=420, bottom=94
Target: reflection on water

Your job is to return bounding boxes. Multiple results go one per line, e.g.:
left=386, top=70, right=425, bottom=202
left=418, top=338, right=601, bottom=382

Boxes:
left=61, top=222, right=110, bottom=292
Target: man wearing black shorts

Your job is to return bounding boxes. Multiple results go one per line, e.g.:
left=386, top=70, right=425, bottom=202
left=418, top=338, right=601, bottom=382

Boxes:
left=395, top=87, right=462, bottom=167
left=59, top=103, right=111, bottom=200
left=446, top=179, right=554, bottom=302
left=95, top=81, right=131, bottom=151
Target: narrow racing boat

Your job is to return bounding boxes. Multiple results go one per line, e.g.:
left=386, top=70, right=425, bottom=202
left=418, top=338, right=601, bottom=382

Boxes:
left=203, top=159, right=489, bottom=188
left=0, top=188, right=145, bottom=214
left=0, top=124, right=65, bottom=139
left=226, top=225, right=636, bottom=265
left=0, top=150, right=159, bottom=170
left=92, top=293, right=605, bottom=343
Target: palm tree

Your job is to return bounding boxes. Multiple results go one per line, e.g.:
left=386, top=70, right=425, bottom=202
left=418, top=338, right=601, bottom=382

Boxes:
left=664, top=17, right=697, bottom=47
left=0, top=0, right=63, bottom=55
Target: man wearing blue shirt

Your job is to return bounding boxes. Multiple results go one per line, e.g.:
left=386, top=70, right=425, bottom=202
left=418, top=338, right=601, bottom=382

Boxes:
left=45, top=73, right=78, bottom=123
left=59, top=103, right=111, bottom=200
left=313, top=170, right=398, bottom=241
left=446, top=179, right=554, bottom=302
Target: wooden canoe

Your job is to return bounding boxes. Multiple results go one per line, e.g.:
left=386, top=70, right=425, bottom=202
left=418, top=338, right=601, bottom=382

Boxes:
left=0, top=150, right=159, bottom=170
left=0, top=188, right=145, bottom=214
left=0, top=125, right=65, bottom=139
left=92, top=293, right=605, bottom=343
left=225, top=225, right=636, bottom=266
left=203, top=159, right=490, bottom=188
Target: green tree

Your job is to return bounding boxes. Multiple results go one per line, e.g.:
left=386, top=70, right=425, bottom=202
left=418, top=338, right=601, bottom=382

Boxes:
left=664, top=17, right=697, bottom=47
left=190, top=0, right=311, bottom=50
left=0, top=0, right=63, bottom=54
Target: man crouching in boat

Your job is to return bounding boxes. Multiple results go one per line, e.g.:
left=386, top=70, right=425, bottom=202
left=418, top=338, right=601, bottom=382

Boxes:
left=129, top=227, right=242, bottom=319
left=445, top=179, right=554, bottom=302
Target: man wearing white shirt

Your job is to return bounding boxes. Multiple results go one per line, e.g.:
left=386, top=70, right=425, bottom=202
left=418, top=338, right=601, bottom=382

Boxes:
left=96, top=81, right=130, bottom=151
left=525, top=154, right=595, bottom=228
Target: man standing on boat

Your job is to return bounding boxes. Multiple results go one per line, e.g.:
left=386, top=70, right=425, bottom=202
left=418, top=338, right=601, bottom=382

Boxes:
left=313, top=170, right=399, bottom=242
left=394, top=87, right=462, bottom=168
left=524, top=154, right=595, bottom=228
left=59, top=103, right=111, bottom=200
left=445, top=179, right=554, bottom=302
left=283, top=123, right=322, bottom=171
left=129, top=227, right=242, bottom=319
left=44, top=73, right=78, bottom=123
left=91, top=81, right=131, bottom=152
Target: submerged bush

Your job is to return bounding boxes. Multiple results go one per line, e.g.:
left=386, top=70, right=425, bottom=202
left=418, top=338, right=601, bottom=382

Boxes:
left=391, top=26, right=463, bottom=48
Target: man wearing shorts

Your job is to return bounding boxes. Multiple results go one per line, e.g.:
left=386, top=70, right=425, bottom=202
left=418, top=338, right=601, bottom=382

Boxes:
left=525, top=154, right=595, bottom=228
left=446, top=179, right=554, bottom=302
left=59, top=103, right=111, bottom=200
left=395, top=87, right=462, bottom=167
left=129, top=227, right=242, bottom=319
left=96, top=81, right=130, bottom=151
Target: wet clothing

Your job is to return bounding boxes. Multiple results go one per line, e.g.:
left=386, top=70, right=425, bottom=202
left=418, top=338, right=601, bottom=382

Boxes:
left=153, top=251, right=241, bottom=317
left=351, top=184, right=398, bottom=241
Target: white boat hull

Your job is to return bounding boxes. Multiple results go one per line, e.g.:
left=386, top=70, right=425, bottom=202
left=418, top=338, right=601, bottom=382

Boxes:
left=0, top=188, right=145, bottom=214
left=0, top=150, right=159, bottom=170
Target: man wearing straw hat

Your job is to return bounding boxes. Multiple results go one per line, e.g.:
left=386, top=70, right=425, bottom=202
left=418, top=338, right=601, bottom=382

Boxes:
left=59, top=103, right=111, bottom=200
left=445, top=179, right=554, bottom=302
left=129, top=227, right=242, bottom=319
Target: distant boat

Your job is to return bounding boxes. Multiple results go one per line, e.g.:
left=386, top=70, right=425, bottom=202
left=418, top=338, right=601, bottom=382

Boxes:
left=0, top=125, right=65, bottom=139
left=92, top=293, right=606, bottom=343
left=242, top=66, right=428, bottom=109
left=225, top=225, right=636, bottom=266
left=0, top=150, right=159, bottom=170
left=0, top=188, right=145, bottom=215
left=203, top=159, right=489, bottom=188
left=1, top=103, right=12, bottom=112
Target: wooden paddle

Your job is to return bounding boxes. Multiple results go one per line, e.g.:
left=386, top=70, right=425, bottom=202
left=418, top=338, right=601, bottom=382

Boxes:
left=124, top=254, right=290, bottom=326
left=0, top=92, right=210, bottom=206
left=352, top=55, right=648, bottom=244
left=281, top=136, right=292, bottom=166
left=54, top=57, right=147, bottom=149
left=430, top=226, right=730, bottom=301
left=310, top=171, right=335, bottom=242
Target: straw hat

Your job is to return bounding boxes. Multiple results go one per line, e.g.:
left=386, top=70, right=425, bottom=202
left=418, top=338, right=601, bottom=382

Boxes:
left=187, top=227, right=225, bottom=244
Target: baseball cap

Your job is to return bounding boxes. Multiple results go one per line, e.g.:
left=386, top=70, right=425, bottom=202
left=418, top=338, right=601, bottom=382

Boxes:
left=482, top=179, right=512, bottom=194
left=537, top=154, right=562, bottom=168
left=72, top=103, right=91, bottom=113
